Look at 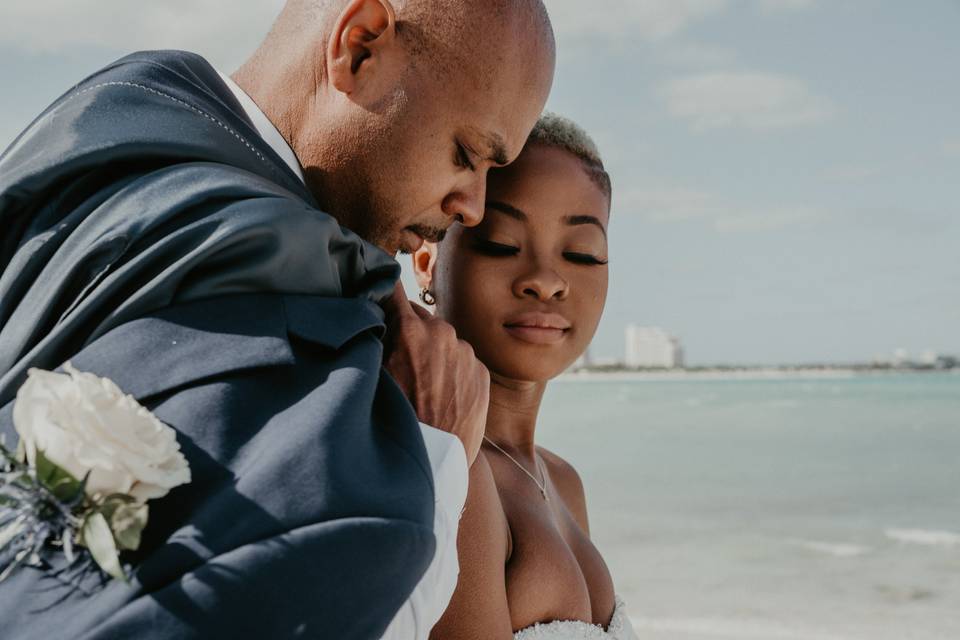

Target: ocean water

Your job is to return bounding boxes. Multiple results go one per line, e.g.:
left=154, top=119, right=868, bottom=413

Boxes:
left=536, top=372, right=960, bottom=640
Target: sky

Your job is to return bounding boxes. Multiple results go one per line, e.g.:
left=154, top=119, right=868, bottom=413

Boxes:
left=1, top=1, right=957, bottom=365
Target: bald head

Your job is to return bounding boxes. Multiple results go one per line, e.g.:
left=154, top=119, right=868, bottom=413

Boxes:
left=269, top=0, right=554, bottom=86
left=235, top=0, right=556, bottom=254
left=396, top=0, right=553, bottom=79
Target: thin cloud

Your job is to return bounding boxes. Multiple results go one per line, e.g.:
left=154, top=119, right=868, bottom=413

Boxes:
left=0, top=1, right=284, bottom=68
left=821, top=164, right=884, bottom=182
left=545, top=0, right=729, bottom=41
left=715, top=205, right=825, bottom=232
left=617, top=186, right=825, bottom=233
left=659, top=71, right=835, bottom=131
left=618, top=186, right=720, bottom=222
left=546, top=0, right=816, bottom=41
left=755, top=0, right=818, bottom=14
left=656, top=42, right=739, bottom=69
left=0, top=1, right=820, bottom=56
left=4, top=0, right=725, bottom=52
left=943, top=139, right=960, bottom=158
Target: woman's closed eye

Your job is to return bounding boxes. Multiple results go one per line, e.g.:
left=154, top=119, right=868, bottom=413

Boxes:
left=472, top=238, right=519, bottom=257
left=563, top=251, right=608, bottom=266
left=473, top=239, right=607, bottom=264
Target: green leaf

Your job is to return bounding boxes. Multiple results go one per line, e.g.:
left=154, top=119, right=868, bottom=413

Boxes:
left=100, top=493, right=137, bottom=508
left=11, top=472, right=33, bottom=490
left=81, top=512, right=125, bottom=581
left=99, top=495, right=148, bottom=552
left=34, top=448, right=83, bottom=502
left=98, top=494, right=135, bottom=521
left=34, top=447, right=56, bottom=485
left=51, top=478, right=84, bottom=504
left=108, top=502, right=149, bottom=552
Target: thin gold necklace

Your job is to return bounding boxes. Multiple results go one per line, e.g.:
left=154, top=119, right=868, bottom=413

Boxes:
left=483, top=436, right=549, bottom=501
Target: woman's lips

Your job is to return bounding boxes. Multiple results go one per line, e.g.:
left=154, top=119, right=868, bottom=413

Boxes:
left=503, top=313, right=571, bottom=345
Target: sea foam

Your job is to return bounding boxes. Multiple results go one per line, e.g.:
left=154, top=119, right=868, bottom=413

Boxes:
left=629, top=616, right=853, bottom=640
left=785, top=538, right=871, bottom=557
left=885, top=528, right=960, bottom=547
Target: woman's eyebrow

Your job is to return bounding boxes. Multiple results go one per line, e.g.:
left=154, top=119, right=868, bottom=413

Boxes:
left=486, top=200, right=527, bottom=221
left=564, top=214, right=607, bottom=237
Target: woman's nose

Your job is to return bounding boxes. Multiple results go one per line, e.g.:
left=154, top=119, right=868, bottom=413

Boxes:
left=514, top=266, right=569, bottom=302
left=442, top=174, right=487, bottom=227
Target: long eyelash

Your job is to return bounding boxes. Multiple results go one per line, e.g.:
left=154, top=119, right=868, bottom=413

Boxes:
left=473, top=239, right=519, bottom=256
left=456, top=142, right=476, bottom=172
left=564, top=252, right=608, bottom=266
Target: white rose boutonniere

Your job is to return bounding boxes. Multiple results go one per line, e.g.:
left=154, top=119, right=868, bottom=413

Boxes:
left=0, top=364, right=191, bottom=582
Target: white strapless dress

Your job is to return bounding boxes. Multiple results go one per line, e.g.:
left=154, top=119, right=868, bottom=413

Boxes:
left=514, top=598, right=638, bottom=640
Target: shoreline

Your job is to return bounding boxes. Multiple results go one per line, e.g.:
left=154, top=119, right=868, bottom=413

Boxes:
left=557, top=368, right=959, bottom=382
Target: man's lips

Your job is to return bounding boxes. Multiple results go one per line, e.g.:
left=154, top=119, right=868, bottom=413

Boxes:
left=503, top=313, right=572, bottom=345
left=408, top=225, right=447, bottom=243
left=400, top=225, right=447, bottom=253
left=401, top=229, right=426, bottom=253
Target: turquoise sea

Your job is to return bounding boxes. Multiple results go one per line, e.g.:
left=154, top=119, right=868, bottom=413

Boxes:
left=537, top=372, right=960, bottom=640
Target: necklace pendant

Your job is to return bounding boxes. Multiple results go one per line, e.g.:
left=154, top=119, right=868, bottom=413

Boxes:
left=541, top=488, right=549, bottom=501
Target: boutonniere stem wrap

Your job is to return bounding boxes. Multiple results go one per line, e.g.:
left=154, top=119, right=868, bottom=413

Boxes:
left=0, top=364, right=190, bottom=583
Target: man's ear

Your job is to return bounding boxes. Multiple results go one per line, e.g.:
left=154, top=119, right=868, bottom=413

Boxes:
left=412, top=242, right=439, bottom=290
left=327, top=0, right=398, bottom=95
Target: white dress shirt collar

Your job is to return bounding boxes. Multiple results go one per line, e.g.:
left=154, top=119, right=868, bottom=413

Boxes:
left=217, top=71, right=306, bottom=184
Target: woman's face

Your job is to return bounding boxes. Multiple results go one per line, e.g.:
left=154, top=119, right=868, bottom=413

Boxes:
left=416, top=143, right=610, bottom=383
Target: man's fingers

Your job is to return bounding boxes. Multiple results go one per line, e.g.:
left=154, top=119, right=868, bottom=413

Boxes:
left=382, top=282, right=414, bottom=320
left=409, top=301, right=434, bottom=321
left=382, top=282, right=439, bottom=326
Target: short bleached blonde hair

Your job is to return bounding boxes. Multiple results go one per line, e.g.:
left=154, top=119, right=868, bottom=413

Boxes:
left=527, top=112, right=611, bottom=203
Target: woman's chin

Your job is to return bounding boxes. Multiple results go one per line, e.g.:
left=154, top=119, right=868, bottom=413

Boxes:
left=456, top=327, right=586, bottom=384
left=482, top=352, right=575, bottom=384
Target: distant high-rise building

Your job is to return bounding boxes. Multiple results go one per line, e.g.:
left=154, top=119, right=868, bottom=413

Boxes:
left=892, top=348, right=910, bottom=366
left=625, top=325, right=684, bottom=369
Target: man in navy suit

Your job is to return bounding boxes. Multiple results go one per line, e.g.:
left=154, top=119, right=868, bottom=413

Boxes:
left=0, top=0, right=555, bottom=637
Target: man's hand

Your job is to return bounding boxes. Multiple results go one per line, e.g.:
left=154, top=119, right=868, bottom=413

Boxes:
left=381, top=283, right=489, bottom=465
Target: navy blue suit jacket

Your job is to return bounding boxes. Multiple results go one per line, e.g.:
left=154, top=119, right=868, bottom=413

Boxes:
left=0, top=294, right=436, bottom=639
left=0, top=51, right=436, bottom=640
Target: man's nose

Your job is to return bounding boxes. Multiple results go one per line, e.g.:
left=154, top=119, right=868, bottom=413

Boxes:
left=514, top=265, right=569, bottom=302
left=441, top=175, right=487, bottom=227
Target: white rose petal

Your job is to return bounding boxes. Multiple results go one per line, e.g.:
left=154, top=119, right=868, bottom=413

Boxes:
left=13, top=363, right=191, bottom=501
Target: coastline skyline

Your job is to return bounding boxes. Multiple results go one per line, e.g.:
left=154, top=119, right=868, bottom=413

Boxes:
left=2, top=1, right=958, bottom=365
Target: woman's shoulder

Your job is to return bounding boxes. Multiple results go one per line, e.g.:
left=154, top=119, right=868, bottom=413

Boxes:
left=465, top=451, right=513, bottom=557
left=537, top=446, right=585, bottom=498
left=429, top=456, right=515, bottom=638
left=536, top=446, right=590, bottom=533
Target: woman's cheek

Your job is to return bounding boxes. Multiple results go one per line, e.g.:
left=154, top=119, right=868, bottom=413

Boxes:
left=439, top=258, right=489, bottom=335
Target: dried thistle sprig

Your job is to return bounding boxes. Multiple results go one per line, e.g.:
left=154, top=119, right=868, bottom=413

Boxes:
left=0, top=439, right=90, bottom=583
left=0, top=365, right=191, bottom=587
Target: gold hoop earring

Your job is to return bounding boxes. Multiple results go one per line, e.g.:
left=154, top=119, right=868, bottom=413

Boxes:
left=419, top=287, right=437, bottom=306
